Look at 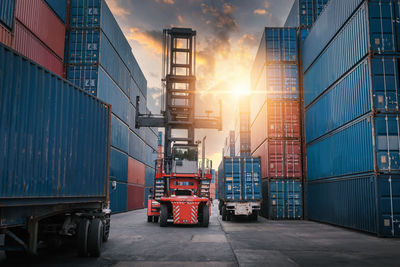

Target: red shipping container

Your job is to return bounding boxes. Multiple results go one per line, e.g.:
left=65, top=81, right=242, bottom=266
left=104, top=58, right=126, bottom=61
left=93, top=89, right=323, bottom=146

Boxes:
left=252, top=142, right=268, bottom=178
left=0, top=24, right=13, bottom=47
left=128, top=157, right=145, bottom=185
left=251, top=104, right=267, bottom=153
left=283, top=102, right=301, bottom=138
left=267, top=141, right=285, bottom=178
left=15, top=0, right=65, bottom=59
left=285, top=140, right=302, bottom=178
left=14, top=21, right=63, bottom=76
left=127, top=185, right=145, bottom=211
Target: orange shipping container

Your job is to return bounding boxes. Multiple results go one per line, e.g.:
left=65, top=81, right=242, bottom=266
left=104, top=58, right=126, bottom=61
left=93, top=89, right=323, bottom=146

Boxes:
left=128, top=157, right=146, bottom=185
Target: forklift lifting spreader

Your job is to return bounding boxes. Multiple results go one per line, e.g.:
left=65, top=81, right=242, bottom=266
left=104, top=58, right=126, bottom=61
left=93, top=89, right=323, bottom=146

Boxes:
left=136, top=28, right=222, bottom=227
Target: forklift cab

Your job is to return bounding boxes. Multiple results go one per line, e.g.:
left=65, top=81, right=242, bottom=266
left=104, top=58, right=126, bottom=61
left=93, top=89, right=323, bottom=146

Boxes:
left=171, top=145, right=199, bottom=174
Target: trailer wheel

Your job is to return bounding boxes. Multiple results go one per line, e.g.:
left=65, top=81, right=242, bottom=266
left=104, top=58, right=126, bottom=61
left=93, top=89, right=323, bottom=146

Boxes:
left=77, top=219, right=90, bottom=257
left=218, top=201, right=223, bottom=215
left=4, top=232, right=27, bottom=258
left=201, top=205, right=209, bottom=227
left=153, top=216, right=159, bottom=223
left=160, top=204, right=168, bottom=227
left=87, top=218, right=103, bottom=257
left=221, top=206, right=227, bottom=221
left=147, top=216, right=153, bottom=222
left=227, top=211, right=232, bottom=221
left=103, top=216, right=110, bottom=242
left=251, top=211, right=258, bottom=221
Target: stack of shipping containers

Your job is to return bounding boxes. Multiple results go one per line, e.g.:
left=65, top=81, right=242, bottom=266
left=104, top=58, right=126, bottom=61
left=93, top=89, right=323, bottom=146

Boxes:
left=210, top=169, right=217, bottom=200
left=223, top=130, right=236, bottom=157
left=302, top=0, right=400, bottom=237
left=234, top=97, right=251, bottom=157
left=66, top=0, right=157, bottom=213
left=0, top=0, right=66, bottom=76
left=251, top=28, right=302, bottom=219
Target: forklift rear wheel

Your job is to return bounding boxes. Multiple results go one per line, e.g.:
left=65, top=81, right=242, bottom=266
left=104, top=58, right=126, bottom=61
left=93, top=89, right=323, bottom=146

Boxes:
left=77, top=218, right=90, bottom=257
left=160, top=204, right=168, bottom=227
left=87, top=218, right=103, bottom=257
left=221, top=206, right=227, bottom=221
left=147, top=216, right=153, bottom=223
left=153, top=216, right=159, bottom=223
left=202, top=205, right=209, bottom=227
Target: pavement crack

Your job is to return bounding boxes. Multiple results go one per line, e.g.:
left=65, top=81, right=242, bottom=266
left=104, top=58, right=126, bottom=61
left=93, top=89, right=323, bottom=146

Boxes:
left=217, top=216, right=240, bottom=267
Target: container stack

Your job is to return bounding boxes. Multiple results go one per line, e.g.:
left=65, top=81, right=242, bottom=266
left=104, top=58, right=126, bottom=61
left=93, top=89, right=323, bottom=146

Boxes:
left=223, top=131, right=236, bottom=157
left=210, top=169, right=217, bottom=200
left=65, top=0, right=157, bottom=213
left=303, top=0, right=400, bottom=237
left=284, top=0, right=329, bottom=28
left=235, top=97, right=251, bottom=157
left=251, top=28, right=303, bottom=219
left=0, top=0, right=67, bottom=76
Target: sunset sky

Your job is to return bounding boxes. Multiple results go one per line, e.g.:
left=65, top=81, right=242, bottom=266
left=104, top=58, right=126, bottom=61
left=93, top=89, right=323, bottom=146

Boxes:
left=105, top=0, right=294, bottom=166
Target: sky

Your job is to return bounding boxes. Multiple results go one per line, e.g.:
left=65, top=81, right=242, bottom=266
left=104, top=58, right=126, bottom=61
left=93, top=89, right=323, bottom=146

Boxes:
left=105, top=0, right=295, bottom=167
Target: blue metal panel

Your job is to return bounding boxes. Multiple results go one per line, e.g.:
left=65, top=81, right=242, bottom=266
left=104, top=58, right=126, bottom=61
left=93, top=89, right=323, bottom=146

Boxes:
left=265, top=64, right=299, bottom=100
left=242, top=158, right=261, bottom=200
left=144, top=187, right=151, bottom=208
left=306, top=118, right=374, bottom=180
left=44, top=0, right=67, bottom=23
left=285, top=179, right=303, bottom=219
left=281, top=28, right=297, bottom=62
left=0, top=44, right=110, bottom=203
left=314, top=0, right=329, bottom=18
left=145, top=166, right=155, bottom=186
left=265, top=28, right=281, bottom=62
left=302, top=0, right=364, bottom=72
left=284, top=0, right=300, bottom=27
left=158, top=132, right=163, bottom=146
left=305, top=59, right=372, bottom=143
left=268, top=180, right=285, bottom=219
left=0, top=0, right=15, bottom=29
left=129, top=130, right=144, bottom=163
left=109, top=181, right=127, bottom=213
left=110, top=147, right=128, bottom=183
left=304, top=4, right=369, bottom=106
left=307, top=174, right=400, bottom=237
left=299, top=0, right=314, bottom=27
left=111, top=115, right=129, bottom=154
left=67, top=65, right=99, bottom=95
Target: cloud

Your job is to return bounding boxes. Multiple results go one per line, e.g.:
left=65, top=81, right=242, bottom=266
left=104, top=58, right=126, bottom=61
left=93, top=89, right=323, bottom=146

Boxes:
left=238, top=34, right=257, bottom=47
left=105, top=0, right=130, bottom=17
left=177, top=15, right=184, bottom=24
left=155, top=0, right=175, bottom=4
left=254, top=9, right=267, bottom=15
left=147, top=87, right=163, bottom=113
left=126, top=28, right=163, bottom=55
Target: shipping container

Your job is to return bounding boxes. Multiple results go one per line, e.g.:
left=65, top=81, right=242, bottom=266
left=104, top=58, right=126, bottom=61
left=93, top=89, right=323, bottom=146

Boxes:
left=284, top=0, right=330, bottom=28
left=44, top=0, right=67, bottom=23
left=0, top=43, right=111, bottom=225
left=261, top=179, right=303, bottom=219
left=252, top=140, right=302, bottom=179
left=15, top=0, right=65, bottom=59
left=14, top=20, right=63, bottom=75
left=110, top=181, right=127, bottom=213
left=110, top=147, right=128, bottom=183
left=307, top=174, right=400, bottom=237
left=218, top=158, right=261, bottom=201
left=69, top=0, right=147, bottom=95
left=0, top=0, right=15, bottom=29
left=127, top=184, right=145, bottom=210
left=0, top=23, right=13, bottom=47
left=128, top=157, right=146, bottom=185
left=145, top=166, right=155, bottom=186
left=306, top=114, right=400, bottom=180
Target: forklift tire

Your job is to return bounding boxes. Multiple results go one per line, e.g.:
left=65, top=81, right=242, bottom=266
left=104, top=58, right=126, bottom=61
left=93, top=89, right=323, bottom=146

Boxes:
left=160, top=204, right=168, bottom=227
left=87, top=218, right=103, bottom=257
left=147, top=216, right=153, bottom=223
left=153, top=216, right=159, bottom=223
left=77, top=219, right=90, bottom=257
left=202, top=205, right=209, bottom=227
left=221, top=206, right=227, bottom=221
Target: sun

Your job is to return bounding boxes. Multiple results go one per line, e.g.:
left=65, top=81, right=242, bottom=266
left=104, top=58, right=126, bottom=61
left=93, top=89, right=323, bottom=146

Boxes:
left=232, top=80, right=251, bottom=96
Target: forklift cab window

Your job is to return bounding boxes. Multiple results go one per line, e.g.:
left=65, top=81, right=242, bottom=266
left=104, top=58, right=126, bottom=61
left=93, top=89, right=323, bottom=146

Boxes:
left=173, top=147, right=198, bottom=161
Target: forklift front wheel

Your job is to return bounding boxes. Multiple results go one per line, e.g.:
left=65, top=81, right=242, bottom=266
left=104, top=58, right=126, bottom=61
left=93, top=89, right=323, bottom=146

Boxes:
left=160, top=204, right=168, bottom=227
left=202, top=205, right=209, bottom=227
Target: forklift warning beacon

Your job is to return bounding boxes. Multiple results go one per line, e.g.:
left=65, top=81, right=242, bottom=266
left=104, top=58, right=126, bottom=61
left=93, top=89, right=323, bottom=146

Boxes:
left=135, top=28, right=222, bottom=227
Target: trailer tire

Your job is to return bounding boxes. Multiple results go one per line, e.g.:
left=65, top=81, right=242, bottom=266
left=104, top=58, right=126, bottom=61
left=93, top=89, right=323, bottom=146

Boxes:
left=221, top=206, right=227, bottom=221
left=153, top=216, right=159, bottom=223
left=87, top=218, right=103, bottom=257
left=227, top=211, right=232, bottom=221
left=103, top=216, right=110, bottom=242
left=251, top=211, right=258, bottom=221
left=160, top=204, right=168, bottom=227
left=77, top=219, right=90, bottom=257
left=202, top=205, right=209, bottom=227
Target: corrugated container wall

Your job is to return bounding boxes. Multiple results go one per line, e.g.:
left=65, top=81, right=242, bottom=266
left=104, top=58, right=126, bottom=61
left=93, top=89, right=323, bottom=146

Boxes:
left=44, top=0, right=67, bottom=23
left=66, top=0, right=157, bottom=213
left=235, top=96, right=251, bottom=157
left=0, top=0, right=15, bottom=29
left=0, top=44, right=111, bottom=226
left=303, top=0, right=400, bottom=236
left=284, top=0, right=330, bottom=29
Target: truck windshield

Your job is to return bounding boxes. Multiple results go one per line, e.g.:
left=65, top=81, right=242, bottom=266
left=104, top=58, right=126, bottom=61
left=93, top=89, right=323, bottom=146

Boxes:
left=173, top=147, right=198, bottom=161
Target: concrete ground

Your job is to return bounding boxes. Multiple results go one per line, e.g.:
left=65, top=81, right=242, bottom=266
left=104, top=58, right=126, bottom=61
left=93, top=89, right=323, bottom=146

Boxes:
left=1, top=200, right=399, bottom=266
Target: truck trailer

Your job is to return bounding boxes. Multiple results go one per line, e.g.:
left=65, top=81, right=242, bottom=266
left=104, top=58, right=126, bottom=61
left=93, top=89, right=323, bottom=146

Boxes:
left=0, top=44, right=111, bottom=257
left=218, top=157, right=262, bottom=221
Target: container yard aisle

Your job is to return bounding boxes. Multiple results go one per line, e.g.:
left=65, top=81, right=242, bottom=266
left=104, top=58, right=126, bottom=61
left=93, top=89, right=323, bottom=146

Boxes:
left=1, top=201, right=400, bottom=266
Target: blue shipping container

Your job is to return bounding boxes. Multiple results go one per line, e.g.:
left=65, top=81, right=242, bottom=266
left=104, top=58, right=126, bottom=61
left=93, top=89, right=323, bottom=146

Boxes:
left=0, top=0, right=15, bottom=29
left=0, top=44, right=111, bottom=226
left=44, top=0, right=67, bottom=23
left=218, top=158, right=261, bottom=201
left=109, top=181, right=127, bottom=213
left=110, top=147, right=128, bottom=183
left=262, top=179, right=303, bottom=220
left=307, top=114, right=400, bottom=180
left=307, top=174, right=400, bottom=237
left=284, top=0, right=314, bottom=28
left=145, top=166, right=155, bottom=186
left=305, top=56, right=400, bottom=143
